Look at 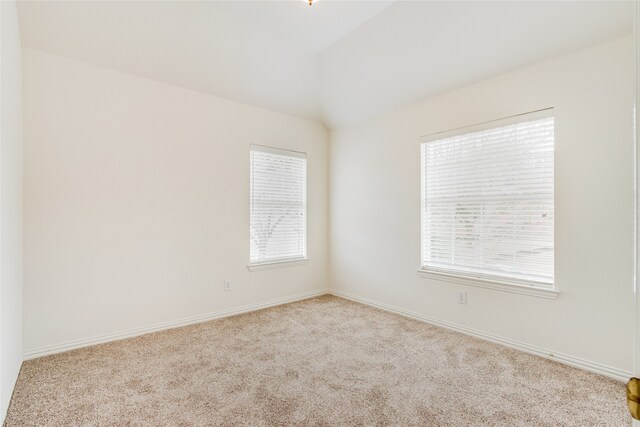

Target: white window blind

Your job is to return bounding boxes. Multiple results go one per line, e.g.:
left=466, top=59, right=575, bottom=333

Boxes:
left=250, top=145, right=307, bottom=266
left=421, top=110, right=554, bottom=286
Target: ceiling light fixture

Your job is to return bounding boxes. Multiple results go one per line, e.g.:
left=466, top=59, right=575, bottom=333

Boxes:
left=306, top=0, right=316, bottom=6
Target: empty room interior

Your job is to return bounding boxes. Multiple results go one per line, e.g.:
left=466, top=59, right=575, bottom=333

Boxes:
left=2, top=0, right=640, bottom=425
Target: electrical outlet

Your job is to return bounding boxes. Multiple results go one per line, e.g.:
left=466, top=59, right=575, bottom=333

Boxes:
left=224, top=280, right=231, bottom=292
left=457, top=290, right=467, bottom=304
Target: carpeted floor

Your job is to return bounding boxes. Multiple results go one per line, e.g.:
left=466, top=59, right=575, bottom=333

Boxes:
left=5, top=295, right=630, bottom=426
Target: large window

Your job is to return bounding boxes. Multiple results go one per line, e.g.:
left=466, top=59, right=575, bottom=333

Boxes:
left=420, top=110, right=554, bottom=287
left=249, top=145, right=307, bottom=267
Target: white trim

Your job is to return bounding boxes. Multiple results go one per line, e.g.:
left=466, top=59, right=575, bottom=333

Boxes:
left=1, top=358, right=21, bottom=422
left=22, top=289, right=630, bottom=383
left=417, top=269, right=559, bottom=300
left=329, top=289, right=631, bottom=383
left=22, top=288, right=329, bottom=361
left=420, top=108, right=554, bottom=143
left=250, top=144, right=307, bottom=159
left=248, top=258, right=309, bottom=271
left=634, top=2, right=640, bottom=425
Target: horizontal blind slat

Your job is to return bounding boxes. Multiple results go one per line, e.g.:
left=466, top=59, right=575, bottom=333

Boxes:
left=250, top=148, right=307, bottom=264
left=421, top=115, right=554, bottom=283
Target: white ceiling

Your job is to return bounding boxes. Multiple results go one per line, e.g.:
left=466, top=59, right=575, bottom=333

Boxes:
left=17, top=1, right=633, bottom=129
left=209, top=1, right=395, bottom=54
left=320, top=1, right=634, bottom=128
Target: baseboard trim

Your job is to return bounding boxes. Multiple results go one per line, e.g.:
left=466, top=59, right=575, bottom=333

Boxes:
left=23, top=288, right=330, bottom=361
left=329, top=289, right=632, bottom=383
left=23, top=288, right=632, bottom=383
left=1, top=357, right=23, bottom=424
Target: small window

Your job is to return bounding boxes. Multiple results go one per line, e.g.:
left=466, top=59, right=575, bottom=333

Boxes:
left=249, top=145, right=307, bottom=267
left=420, top=109, right=554, bottom=287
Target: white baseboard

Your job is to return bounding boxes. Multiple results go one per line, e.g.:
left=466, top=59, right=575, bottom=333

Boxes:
left=23, top=287, right=633, bottom=384
left=1, top=355, right=23, bottom=423
left=23, top=288, right=330, bottom=360
left=329, top=289, right=633, bottom=383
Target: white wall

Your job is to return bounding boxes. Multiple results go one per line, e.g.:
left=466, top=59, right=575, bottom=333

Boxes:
left=0, top=0, right=23, bottom=419
left=330, top=36, right=635, bottom=377
left=22, top=48, right=328, bottom=355
left=17, top=22, right=635, bottom=389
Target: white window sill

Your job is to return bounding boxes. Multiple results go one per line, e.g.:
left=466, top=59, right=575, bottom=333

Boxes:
left=417, top=268, right=559, bottom=300
left=248, top=258, right=309, bottom=272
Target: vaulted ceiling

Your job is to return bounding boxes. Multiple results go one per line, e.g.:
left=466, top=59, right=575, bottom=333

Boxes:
left=17, top=1, right=633, bottom=129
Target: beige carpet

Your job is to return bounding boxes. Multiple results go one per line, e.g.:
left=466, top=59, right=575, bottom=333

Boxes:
left=5, top=295, right=629, bottom=426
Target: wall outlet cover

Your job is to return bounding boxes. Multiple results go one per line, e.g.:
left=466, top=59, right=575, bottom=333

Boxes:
left=457, top=290, right=467, bottom=304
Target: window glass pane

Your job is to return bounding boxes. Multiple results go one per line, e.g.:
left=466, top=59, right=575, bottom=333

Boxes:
left=250, top=146, right=307, bottom=265
left=421, top=112, right=554, bottom=285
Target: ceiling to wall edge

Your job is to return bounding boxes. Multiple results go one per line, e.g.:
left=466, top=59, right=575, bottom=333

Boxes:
left=15, top=1, right=633, bottom=131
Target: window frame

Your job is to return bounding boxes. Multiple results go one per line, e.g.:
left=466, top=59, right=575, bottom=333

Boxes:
left=418, top=109, right=559, bottom=299
left=248, top=144, right=309, bottom=271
